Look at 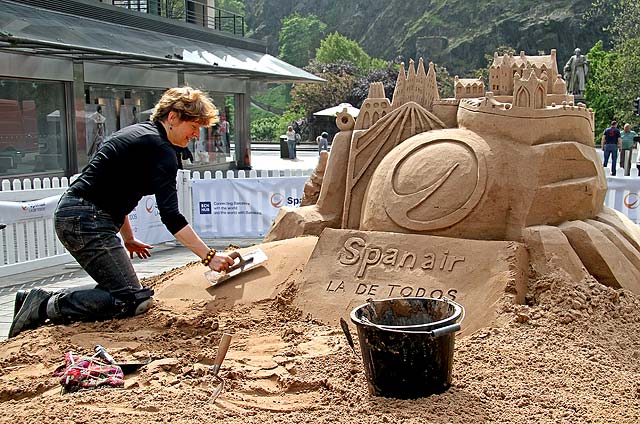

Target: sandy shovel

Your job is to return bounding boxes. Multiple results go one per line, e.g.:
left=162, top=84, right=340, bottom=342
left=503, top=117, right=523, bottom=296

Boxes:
left=211, top=333, right=232, bottom=403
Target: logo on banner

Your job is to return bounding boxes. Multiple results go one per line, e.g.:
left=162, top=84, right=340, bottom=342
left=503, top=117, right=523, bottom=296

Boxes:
left=20, top=200, right=46, bottom=214
left=145, top=198, right=155, bottom=213
left=200, top=201, right=212, bottom=214
left=624, top=192, right=640, bottom=209
left=270, top=193, right=284, bottom=208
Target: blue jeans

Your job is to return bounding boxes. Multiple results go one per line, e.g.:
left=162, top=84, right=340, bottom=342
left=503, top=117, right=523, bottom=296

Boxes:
left=603, top=144, right=618, bottom=175
left=287, top=140, right=296, bottom=159
left=51, top=191, right=151, bottom=323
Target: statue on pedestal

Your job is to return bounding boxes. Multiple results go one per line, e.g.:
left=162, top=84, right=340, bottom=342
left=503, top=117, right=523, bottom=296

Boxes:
left=563, top=48, right=589, bottom=96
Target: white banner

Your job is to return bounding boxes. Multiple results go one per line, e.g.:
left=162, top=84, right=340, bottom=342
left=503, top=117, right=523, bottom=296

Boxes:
left=127, top=194, right=175, bottom=245
left=0, top=195, right=61, bottom=225
left=0, top=192, right=174, bottom=245
left=191, top=177, right=306, bottom=237
left=604, top=177, right=640, bottom=224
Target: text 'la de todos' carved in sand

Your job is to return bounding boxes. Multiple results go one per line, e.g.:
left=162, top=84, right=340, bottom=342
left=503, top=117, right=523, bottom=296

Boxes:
left=337, top=236, right=466, bottom=278
left=325, top=280, right=458, bottom=300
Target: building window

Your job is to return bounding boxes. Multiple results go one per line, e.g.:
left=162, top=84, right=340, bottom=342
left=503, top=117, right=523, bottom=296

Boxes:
left=188, top=94, right=235, bottom=168
left=82, top=85, right=235, bottom=169
left=84, top=85, right=163, bottom=160
left=0, top=78, right=68, bottom=177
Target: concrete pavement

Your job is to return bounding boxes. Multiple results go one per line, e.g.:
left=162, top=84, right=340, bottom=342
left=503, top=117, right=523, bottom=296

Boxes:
left=246, top=147, right=325, bottom=172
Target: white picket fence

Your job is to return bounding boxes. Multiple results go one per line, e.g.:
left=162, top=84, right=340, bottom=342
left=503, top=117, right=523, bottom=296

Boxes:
left=4, top=168, right=640, bottom=277
left=0, top=168, right=313, bottom=277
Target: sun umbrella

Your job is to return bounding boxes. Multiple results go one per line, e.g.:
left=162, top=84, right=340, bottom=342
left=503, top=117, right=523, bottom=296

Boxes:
left=312, top=103, right=359, bottom=118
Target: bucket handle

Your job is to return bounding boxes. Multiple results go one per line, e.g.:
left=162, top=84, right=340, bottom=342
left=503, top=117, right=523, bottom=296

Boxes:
left=359, top=298, right=465, bottom=337
left=429, top=323, right=461, bottom=337
left=443, top=296, right=465, bottom=325
left=360, top=316, right=462, bottom=337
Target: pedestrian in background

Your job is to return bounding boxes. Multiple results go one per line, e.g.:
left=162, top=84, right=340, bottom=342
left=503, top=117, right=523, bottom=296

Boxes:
left=620, top=123, right=637, bottom=176
left=602, top=120, right=622, bottom=176
left=317, top=131, right=329, bottom=154
left=286, top=125, right=297, bottom=160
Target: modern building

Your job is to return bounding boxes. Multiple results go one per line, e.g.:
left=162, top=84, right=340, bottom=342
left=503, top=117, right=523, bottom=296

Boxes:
left=0, top=0, right=322, bottom=179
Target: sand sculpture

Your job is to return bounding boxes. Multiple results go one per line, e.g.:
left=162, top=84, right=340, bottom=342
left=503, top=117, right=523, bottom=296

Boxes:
left=265, top=52, right=640, bottom=332
left=5, top=51, right=640, bottom=421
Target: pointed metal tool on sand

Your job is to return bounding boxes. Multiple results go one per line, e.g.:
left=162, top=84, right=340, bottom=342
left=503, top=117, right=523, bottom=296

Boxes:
left=211, top=333, right=232, bottom=403
left=340, top=317, right=358, bottom=356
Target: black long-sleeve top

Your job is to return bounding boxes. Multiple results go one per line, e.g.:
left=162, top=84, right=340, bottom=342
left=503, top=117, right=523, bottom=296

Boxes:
left=69, top=121, right=189, bottom=234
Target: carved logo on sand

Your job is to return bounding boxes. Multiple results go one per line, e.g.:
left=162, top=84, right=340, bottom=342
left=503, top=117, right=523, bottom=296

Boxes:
left=384, top=138, right=488, bottom=231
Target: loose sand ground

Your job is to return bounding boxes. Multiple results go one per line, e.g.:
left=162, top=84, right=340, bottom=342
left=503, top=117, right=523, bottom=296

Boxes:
left=1, top=236, right=639, bottom=423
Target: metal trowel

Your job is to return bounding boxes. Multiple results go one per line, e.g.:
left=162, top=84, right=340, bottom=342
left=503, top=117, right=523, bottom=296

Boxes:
left=204, top=249, right=268, bottom=286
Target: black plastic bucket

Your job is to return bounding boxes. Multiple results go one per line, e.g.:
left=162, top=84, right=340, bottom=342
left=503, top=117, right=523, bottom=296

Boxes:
left=350, top=297, right=464, bottom=399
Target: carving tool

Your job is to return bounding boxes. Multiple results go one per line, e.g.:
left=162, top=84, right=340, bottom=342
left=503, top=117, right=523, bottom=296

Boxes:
left=211, top=333, right=232, bottom=402
left=204, top=249, right=268, bottom=286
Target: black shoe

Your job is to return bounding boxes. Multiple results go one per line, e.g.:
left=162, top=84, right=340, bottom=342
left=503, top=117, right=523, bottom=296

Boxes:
left=12, top=290, right=28, bottom=319
left=8, top=289, right=51, bottom=338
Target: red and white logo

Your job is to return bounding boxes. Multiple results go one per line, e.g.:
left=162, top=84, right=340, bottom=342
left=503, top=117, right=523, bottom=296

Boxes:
left=270, top=193, right=284, bottom=208
left=145, top=198, right=155, bottom=213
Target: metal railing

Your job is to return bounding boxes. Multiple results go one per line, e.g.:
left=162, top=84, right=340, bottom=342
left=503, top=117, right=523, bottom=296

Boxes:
left=110, top=0, right=245, bottom=36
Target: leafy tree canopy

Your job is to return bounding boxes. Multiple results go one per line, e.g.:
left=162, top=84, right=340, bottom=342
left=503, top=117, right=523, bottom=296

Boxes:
left=315, top=32, right=386, bottom=70
left=278, top=14, right=327, bottom=68
left=585, top=0, right=640, bottom=135
left=585, top=41, right=620, bottom=136
left=215, top=0, right=244, bottom=15
left=290, top=60, right=359, bottom=117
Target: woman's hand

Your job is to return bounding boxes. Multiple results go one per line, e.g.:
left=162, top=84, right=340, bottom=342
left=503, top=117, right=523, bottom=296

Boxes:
left=208, top=252, right=235, bottom=272
left=124, top=238, right=153, bottom=259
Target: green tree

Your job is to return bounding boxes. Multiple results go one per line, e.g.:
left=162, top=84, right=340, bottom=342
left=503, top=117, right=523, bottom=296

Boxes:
left=215, top=0, right=244, bottom=15
left=586, top=1, right=640, bottom=134
left=585, top=41, right=620, bottom=138
left=315, top=32, right=385, bottom=70
left=290, top=61, right=359, bottom=118
left=278, top=14, right=327, bottom=68
left=251, top=116, right=279, bottom=141
left=434, top=64, right=455, bottom=99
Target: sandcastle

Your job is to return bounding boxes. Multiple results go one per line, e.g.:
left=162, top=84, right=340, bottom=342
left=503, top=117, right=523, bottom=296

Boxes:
left=265, top=51, right=640, bottom=333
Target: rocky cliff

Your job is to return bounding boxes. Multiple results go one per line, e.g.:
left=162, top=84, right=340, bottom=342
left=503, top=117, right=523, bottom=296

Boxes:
left=244, top=0, right=609, bottom=75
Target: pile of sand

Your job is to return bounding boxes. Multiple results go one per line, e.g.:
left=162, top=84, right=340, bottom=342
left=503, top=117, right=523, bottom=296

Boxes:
left=1, top=237, right=640, bottom=423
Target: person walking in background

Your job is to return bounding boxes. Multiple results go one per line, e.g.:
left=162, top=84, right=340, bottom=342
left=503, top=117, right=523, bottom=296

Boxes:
left=286, top=125, right=297, bottom=160
left=219, top=114, right=230, bottom=153
left=620, top=123, right=637, bottom=176
left=602, top=120, right=622, bottom=176
left=317, top=131, right=329, bottom=154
